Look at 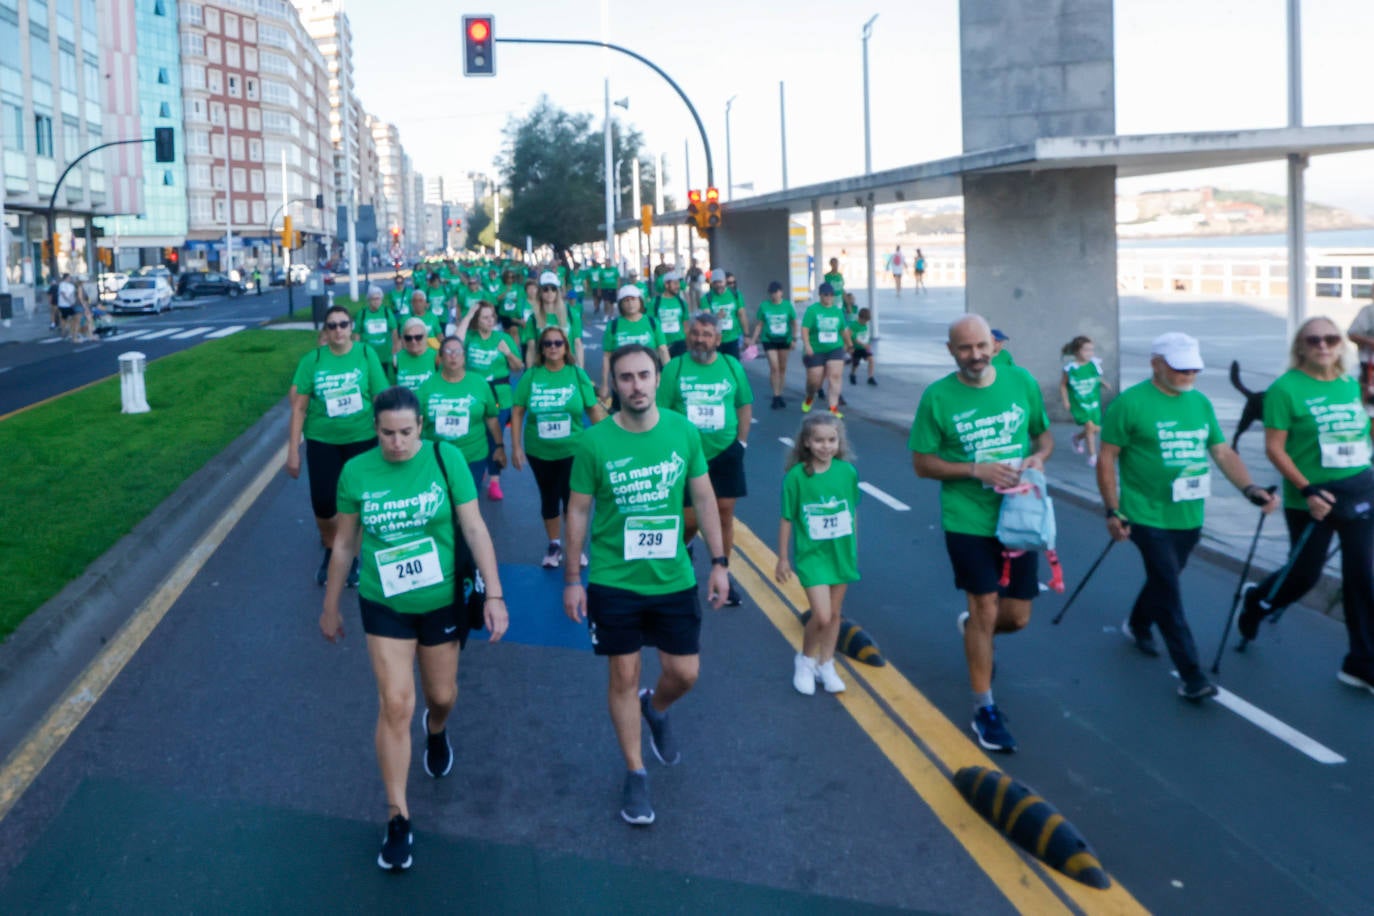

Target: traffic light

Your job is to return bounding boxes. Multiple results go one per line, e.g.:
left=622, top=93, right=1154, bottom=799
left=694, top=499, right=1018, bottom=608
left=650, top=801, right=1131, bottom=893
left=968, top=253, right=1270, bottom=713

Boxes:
left=687, top=189, right=703, bottom=228
left=705, top=187, right=722, bottom=228
left=641, top=204, right=653, bottom=235
left=154, top=127, right=175, bottom=163
left=462, top=15, right=495, bottom=77
left=315, top=193, right=325, bottom=210
left=391, top=227, right=401, bottom=243
left=281, top=215, right=293, bottom=250
left=53, top=233, right=65, bottom=259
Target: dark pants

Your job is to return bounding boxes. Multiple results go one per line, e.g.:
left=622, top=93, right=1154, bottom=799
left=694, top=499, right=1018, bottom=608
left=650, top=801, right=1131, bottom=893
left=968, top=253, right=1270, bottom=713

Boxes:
left=528, top=454, right=574, bottom=521
left=1257, top=508, right=1374, bottom=669
left=1127, top=523, right=1204, bottom=678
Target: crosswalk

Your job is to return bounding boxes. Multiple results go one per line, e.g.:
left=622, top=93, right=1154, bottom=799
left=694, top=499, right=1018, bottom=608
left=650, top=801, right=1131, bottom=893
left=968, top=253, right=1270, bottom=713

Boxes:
left=36, top=325, right=247, bottom=345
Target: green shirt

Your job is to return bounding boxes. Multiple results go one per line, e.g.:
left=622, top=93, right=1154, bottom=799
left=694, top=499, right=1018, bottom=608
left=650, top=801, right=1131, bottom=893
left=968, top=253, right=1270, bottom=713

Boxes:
left=802, top=302, right=848, bottom=353
left=464, top=330, right=520, bottom=409
left=513, top=364, right=600, bottom=461
left=424, top=288, right=448, bottom=317
left=782, top=460, right=861, bottom=587
left=702, top=290, right=746, bottom=342
left=992, top=348, right=1016, bottom=369
left=336, top=441, right=477, bottom=614
left=385, top=287, right=411, bottom=320
left=1064, top=359, right=1103, bottom=423
left=908, top=366, right=1050, bottom=537
left=1263, top=369, right=1371, bottom=510
left=649, top=294, right=689, bottom=344
left=603, top=315, right=666, bottom=352
left=755, top=299, right=798, bottom=344
left=407, top=309, right=445, bottom=342
left=521, top=307, right=583, bottom=350
left=570, top=410, right=708, bottom=595
left=658, top=353, right=752, bottom=459
left=417, top=372, right=499, bottom=463
left=597, top=266, right=620, bottom=290
left=1101, top=379, right=1225, bottom=530
left=354, top=305, right=398, bottom=371
left=456, top=288, right=487, bottom=318
left=394, top=348, right=437, bottom=392
left=823, top=271, right=845, bottom=298
left=291, top=344, right=390, bottom=445
left=848, top=319, right=872, bottom=348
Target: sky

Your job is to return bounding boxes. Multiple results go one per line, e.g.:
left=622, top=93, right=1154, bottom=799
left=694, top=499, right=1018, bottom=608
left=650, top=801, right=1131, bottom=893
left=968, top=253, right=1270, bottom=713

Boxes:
left=344, top=0, right=1374, bottom=217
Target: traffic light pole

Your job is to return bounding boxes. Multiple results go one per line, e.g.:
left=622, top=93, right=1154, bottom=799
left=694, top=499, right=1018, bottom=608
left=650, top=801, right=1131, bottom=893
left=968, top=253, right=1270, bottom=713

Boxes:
left=494, top=37, right=719, bottom=266
left=45, top=137, right=157, bottom=284
left=268, top=196, right=316, bottom=289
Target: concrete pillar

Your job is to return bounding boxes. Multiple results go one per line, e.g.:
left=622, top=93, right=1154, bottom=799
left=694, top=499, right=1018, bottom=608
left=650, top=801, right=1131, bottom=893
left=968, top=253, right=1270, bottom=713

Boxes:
left=811, top=199, right=822, bottom=299
left=716, top=208, right=791, bottom=311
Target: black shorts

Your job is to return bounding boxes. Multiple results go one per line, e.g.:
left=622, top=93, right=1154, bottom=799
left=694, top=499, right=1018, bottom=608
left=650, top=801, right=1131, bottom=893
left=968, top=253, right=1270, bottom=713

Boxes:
left=58, top=306, right=77, bottom=319
left=667, top=339, right=688, bottom=359
left=803, top=348, right=845, bottom=369
left=762, top=340, right=791, bottom=351
left=359, top=595, right=467, bottom=647
left=305, top=437, right=377, bottom=518
left=586, top=583, right=701, bottom=656
left=944, top=531, right=1039, bottom=600
left=851, top=346, right=872, bottom=362
left=683, top=439, right=747, bottom=505
left=718, top=339, right=741, bottom=360
left=598, top=288, right=616, bottom=305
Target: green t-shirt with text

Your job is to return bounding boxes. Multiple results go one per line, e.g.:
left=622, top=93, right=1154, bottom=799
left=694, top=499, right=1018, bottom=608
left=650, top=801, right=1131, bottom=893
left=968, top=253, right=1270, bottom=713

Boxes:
left=848, top=319, right=872, bottom=349
left=394, top=348, right=436, bottom=392
left=755, top=299, right=797, bottom=344
left=1064, top=359, right=1103, bottom=424
left=823, top=271, right=845, bottom=298
left=782, top=460, right=861, bottom=587
left=465, top=329, right=520, bottom=409
left=1263, top=369, right=1371, bottom=510
left=355, top=305, right=398, bottom=371
left=291, top=344, right=390, bottom=444
left=908, top=366, right=1050, bottom=537
left=336, top=442, right=476, bottom=614
left=603, top=315, right=665, bottom=352
left=702, top=290, right=746, bottom=343
left=417, top=372, right=498, bottom=463
left=1101, top=379, right=1225, bottom=530
left=513, top=364, right=600, bottom=461
left=802, top=303, right=848, bottom=353
left=649, top=294, right=689, bottom=344
left=658, top=353, right=753, bottom=459
left=570, top=411, right=708, bottom=595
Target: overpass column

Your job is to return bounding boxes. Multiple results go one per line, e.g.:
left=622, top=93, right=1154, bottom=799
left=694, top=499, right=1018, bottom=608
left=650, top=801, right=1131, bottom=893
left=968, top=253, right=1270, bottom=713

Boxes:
left=811, top=199, right=822, bottom=297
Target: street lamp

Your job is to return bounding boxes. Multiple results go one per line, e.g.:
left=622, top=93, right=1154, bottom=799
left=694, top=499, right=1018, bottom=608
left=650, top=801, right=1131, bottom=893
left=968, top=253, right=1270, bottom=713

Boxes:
left=862, top=14, right=878, bottom=175
left=861, top=14, right=879, bottom=338
left=725, top=95, right=738, bottom=202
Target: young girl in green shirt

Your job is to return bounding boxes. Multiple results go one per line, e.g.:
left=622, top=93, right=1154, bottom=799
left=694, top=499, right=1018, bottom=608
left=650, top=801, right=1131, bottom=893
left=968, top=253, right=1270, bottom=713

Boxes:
left=1059, top=335, right=1109, bottom=468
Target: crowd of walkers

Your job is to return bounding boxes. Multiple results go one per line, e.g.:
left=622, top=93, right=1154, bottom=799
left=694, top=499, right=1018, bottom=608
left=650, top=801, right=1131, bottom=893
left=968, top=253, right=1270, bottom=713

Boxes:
left=282, top=254, right=1374, bottom=870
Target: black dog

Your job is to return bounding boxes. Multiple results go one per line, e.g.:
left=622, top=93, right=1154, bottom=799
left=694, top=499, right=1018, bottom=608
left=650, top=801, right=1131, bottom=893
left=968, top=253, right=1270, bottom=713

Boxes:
left=1229, top=360, right=1266, bottom=450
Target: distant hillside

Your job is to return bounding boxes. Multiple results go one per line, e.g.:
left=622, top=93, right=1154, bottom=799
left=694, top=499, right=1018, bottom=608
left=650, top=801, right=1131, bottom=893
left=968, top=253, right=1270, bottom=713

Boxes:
left=1212, top=189, right=1342, bottom=216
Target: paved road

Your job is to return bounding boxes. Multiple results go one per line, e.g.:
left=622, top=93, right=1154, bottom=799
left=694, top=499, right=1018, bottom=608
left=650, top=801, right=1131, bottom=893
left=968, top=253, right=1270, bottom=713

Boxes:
left=1, top=289, right=1371, bottom=912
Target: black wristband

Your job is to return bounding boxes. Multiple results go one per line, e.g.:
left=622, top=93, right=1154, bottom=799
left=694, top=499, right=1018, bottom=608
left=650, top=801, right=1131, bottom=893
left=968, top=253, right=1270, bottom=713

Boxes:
left=1300, top=484, right=1322, bottom=499
left=1105, top=508, right=1120, bottom=519
left=711, top=556, right=729, bottom=568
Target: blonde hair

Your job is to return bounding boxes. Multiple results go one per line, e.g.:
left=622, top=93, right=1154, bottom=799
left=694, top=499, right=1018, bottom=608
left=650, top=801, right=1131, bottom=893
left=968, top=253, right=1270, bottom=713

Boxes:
left=1290, top=316, right=1346, bottom=373
left=533, top=284, right=570, bottom=332
left=785, top=414, right=855, bottom=474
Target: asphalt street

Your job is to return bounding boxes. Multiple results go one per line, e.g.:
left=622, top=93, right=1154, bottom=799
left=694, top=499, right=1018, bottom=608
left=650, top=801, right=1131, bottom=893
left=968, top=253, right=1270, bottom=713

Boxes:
left=0, top=289, right=1371, bottom=913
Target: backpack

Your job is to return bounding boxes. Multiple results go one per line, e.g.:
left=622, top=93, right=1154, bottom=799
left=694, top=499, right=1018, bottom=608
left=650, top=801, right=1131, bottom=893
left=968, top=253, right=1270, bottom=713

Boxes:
left=995, top=467, right=1063, bottom=592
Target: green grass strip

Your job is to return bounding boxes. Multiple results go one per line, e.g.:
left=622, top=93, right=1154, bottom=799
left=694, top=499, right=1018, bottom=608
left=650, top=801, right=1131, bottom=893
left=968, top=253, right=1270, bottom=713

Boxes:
left=0, top=329, right=317, bottom=640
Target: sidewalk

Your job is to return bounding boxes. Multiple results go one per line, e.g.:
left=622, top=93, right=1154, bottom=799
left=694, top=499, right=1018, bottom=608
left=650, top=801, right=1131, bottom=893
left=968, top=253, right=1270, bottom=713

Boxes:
left=0, top=290, right=53, bottom=345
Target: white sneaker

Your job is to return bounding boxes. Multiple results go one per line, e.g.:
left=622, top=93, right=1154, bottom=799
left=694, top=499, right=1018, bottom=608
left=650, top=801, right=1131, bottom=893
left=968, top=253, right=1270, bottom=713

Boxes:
left=957, top=611, right=969, bottom=638
left=580, top=552, right=589, bottom=567
left=1087, top=454, right=1098, bottom=468
left=792, top=653, right=817, bottom=695
left=816, top=659, right=847, bottom=694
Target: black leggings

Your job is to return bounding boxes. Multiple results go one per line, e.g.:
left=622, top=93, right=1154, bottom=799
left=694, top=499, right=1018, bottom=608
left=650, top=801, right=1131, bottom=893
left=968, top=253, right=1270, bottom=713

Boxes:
left=305, top=437, right=376, bottom=518
left=527, top=454, right=574, bottom=521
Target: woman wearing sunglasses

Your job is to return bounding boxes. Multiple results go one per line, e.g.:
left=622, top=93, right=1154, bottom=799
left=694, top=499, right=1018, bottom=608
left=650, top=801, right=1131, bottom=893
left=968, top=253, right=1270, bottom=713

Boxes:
left=523, top=271, right=584, bottom=368
left=286, top=305, right=392, bottom=587
left=394, top=318, right=438, bottom=392
left=1236, top=317, right=1374, bottom=694
left=510, top=326, right=607, bottom=568
left=453, top=301, right=524, bottom=501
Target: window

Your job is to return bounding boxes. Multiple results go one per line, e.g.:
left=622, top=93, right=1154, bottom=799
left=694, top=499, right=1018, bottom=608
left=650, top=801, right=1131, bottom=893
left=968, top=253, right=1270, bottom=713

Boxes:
left=229, top=136, right=243, bottom=160
left=233, top=199, right=246, bottom=223
left=207, top=69, right=221, bottom=94
left=249, top=168, right=262, bottom=191
left=157, top=66, right=169, bottom=84
left=214, top=198, right=225, bottom=222
left=204, top=6, right=218, bottom=31
left=227, top=75, right=240, bottom=98
left=228, top=105, right=243, bottom=129
left=181, top=32, right=204, bottom=56
left=210, top=132, right=224, bottom=157
left=260, top=79, right=294, bottom=107
left=154, top=0, right=166, bottom=15
left=188, top=130, right=209, bottom=154
left=158, top=101, right=170, bottom=118
left=209, top=101, right=223, bottom=124
left=246, top=108, right=259, bottom=130
left=245, top=78, right=257, bottom=101
left=251, top=200, right=265, bottom=225
left=243, top=48, right=257, bottom=71
left=181, top=2, right=202, bottom=26
left=242, top=19, right=254, bottom=43
left=189, top=162, right=210, bottom=185
left=182, top=63, right=205, bottom=89
left=225, top=42, right=239, bottom=68
left=206, top=37, right=220, bottom=63
left=3, top=100, right=23, bottom=151
left=258, top=22, right=288, bottom=49
left=188, top=98, right=205, bottom=122
left=34, top=113, right=54, bottom=156
left=247, top=138, right=261, bottom=161
left=231, top=167, right=245, bottom=191
left=162, top=169, right=174, bottom=186
left=191, top=196, right=212, bottom=221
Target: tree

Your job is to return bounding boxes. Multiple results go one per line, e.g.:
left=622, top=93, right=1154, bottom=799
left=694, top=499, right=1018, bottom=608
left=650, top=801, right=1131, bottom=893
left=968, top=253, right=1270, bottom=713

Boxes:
left=464, top=200, right=492, bottom=251
left=495, top=96, right=663, bottom=256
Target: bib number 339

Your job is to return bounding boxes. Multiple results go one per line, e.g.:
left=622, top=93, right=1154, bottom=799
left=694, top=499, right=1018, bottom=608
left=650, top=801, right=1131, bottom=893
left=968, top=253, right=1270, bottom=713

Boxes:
left=623, top=516, right=681, bottom=561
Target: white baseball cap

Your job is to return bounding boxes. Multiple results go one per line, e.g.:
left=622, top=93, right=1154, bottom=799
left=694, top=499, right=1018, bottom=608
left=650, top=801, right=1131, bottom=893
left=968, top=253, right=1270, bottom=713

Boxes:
left=709, top=268, right=726, bottom=282
left=662, top=270, right=682, bottom=282
left=538, top=271, right=559, bottom=286
left=616, top=285, right=642, bottom=302
left=1151, top=332, right=1204, bottom=371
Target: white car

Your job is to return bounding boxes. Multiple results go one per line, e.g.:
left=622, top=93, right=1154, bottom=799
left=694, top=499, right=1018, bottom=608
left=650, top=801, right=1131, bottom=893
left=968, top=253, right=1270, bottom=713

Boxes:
left=113, top=276, right=174, bottom=313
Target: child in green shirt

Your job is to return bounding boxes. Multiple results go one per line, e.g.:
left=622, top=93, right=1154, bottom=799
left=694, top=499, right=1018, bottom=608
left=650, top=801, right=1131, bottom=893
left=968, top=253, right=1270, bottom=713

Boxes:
left=848, top=307, right=876, bottom=387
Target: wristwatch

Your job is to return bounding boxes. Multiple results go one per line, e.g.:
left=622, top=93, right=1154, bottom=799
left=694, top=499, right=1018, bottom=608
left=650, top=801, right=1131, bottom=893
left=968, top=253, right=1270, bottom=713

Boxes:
left=1105, top=508, right=1120, bottom=519
left=711, top=556, right=729, bottom=568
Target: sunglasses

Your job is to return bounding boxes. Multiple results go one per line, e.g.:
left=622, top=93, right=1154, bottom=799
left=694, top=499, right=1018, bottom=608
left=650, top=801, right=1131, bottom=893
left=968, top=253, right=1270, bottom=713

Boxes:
left=324, top=321, right=350, bottom=330
left=1304, top=334, right=1343, bottom=348
left=540, top=285, right=559, bottom=291
left=403, top=333, right=426, bottom=341
left=541, top=338, right=566, bottom=348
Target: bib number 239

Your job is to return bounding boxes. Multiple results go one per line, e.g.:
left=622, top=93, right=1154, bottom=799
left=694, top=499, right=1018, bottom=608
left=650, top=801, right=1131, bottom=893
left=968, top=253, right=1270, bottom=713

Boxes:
left=623, top=516, right=681, bottom=561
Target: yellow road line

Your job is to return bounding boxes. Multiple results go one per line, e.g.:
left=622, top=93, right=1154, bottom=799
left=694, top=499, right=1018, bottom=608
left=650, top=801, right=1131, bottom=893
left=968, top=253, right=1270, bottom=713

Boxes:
left=0, top=372, right=114, bottom=423
left=0, top=447, right=286, bottom=824
left=732, top=521, right=1150, bottom=916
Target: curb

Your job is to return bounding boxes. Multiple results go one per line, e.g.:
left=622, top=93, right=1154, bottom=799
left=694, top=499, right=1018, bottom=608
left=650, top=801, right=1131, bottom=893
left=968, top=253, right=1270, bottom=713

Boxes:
left=0, top=399, right=291, bottom=757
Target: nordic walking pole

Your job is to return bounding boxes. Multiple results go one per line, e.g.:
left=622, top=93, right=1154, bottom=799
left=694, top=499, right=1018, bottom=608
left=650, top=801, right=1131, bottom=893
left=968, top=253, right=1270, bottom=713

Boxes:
left=1211, top=486, right=1280, bottom=673
left=1245, top=521, right=1318, bottom=633
left=1051, top=540, right=1116, bottom=625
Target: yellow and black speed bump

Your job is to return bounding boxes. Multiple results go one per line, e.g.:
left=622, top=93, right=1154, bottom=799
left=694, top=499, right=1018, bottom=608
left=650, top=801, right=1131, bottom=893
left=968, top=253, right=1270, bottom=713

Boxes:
left=952, top=766, right=1110, bottom=889
left=799, top=611, right=886, bottom=667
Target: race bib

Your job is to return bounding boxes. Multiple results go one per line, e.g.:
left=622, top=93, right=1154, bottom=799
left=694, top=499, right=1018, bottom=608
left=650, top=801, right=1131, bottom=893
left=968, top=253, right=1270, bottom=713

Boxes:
left=974, top=444, right=1023, bottom=488
left=688, top=402, right=726, bottom=431
left=325, top=387, right=363, bottom=418
left=434, top=409, right=470, bottom=439
left=719, top=314, right=735, bottom=331
left=623, top=516, right=681, bottom=561
left=537, top=413, right=572, bottom=439
left=660, top=314, right=681, bottom=334
left=807, top=508, right=853, bottom=541
left=767, top=315, right=789, bottom=335
left=818, top=330, right=838, bottom=345
left=1319, top=432, right=1372, bottom=469
left=364, top=317, right=388, bottom=336
left=375, top=537, right=443, bottom=598
left=1171, top=469, right=1211, bottom=502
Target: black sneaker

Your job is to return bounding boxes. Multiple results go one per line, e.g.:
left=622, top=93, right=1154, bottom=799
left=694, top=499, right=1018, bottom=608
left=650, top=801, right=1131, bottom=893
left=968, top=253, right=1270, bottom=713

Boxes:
left=771, top=395, right=784, bottom=409
left=1177, top=673, right=1219, bottom=702
left=1122, top=617, right=1160, bottom=657
left=724, top=583, right=742, bottom=607
left=1337, top=658, right=1374, bottom=695
left=849, top=372, right=857, bottom=385
left=315, top=548, right=332, bottom=586
left=345, top=556, right=360, bottom=589
left=867, top=377, right=877, bottom=386
left=377, top=814, right=413, bottom=871
left=639, top=688, right=681, bottom=765
left=971, top=705, right=1016, bottom=753
left=620, top=770, right=655, bottom=825
left=422, top=709, right=453, bottom=778
left=777, top=396, right=787, bottom=408
left=838, top=395, right=848, bottom=407
left=1236, top=583, right=1267, bottom=642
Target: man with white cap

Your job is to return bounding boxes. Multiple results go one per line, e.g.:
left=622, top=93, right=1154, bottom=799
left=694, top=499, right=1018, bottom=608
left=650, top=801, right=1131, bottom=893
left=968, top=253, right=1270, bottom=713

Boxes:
left=701, top=268, right=749, bottom=360
left=1097, top=331, right=1278, bottom=701
left=648, top=271, right=691, bottom=358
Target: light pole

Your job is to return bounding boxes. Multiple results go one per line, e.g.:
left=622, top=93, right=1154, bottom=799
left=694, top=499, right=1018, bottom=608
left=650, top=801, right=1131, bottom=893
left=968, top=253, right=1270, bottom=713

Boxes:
left=725, top=95, right=738, bottom=201
left=1285, top=0, right=1305, bottom=339
left=861, top=13, right=879, bottom=337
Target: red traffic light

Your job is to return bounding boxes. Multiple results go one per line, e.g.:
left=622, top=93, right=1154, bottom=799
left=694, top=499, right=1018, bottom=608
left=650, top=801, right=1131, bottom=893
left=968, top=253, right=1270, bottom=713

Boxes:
left=462, top=15, right=495, bottom=76
left=688, top=189, right=702, bottom=205
left=467, top=19, right=490, bottom=42
left=705, top=187, right=719, bottom=203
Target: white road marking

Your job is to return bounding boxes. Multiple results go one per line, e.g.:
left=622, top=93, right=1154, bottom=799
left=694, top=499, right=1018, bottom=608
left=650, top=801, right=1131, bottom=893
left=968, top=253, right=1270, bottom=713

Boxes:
left=38, top=337, right=65, bottom=345
left=169, top=327, right=211, bottom=340
left=204, top=324, right=247, bottom=338
left=1169, top=671, right=1345, bottom=764
left=779, top=436, right=794, bottom=447
left=135, top=328, right=182, bottom=340
left=859, top=481, right=911, bottom=512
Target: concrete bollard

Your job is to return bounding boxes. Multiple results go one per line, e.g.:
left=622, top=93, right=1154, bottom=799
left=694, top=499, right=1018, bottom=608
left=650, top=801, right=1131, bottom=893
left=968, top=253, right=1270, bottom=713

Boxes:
left=118, top=351, right=151, bottom=414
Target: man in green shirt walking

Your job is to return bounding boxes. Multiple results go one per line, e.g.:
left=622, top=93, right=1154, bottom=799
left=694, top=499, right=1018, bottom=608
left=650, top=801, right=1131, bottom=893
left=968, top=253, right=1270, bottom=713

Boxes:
left=1098, top=332, right=1276, bottom=701
left=701, top=269, right=749, bottom=360
left=564, top=344, right=730, bottom=827
left=648, top=271, right=690, bottom=358
left=910, top=314, right=1053, bottom=754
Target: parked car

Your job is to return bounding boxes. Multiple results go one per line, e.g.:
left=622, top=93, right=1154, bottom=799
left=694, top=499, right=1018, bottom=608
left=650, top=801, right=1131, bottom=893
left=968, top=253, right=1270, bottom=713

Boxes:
left=98, top=272, right=129, bottom=300
left=176, top=271, right=244, bottom=299
left=113, top=276, right=174, bottom=313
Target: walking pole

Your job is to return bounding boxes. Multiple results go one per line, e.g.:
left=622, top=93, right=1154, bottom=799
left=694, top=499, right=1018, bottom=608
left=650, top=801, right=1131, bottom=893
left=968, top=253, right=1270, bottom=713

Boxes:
left=1211, top=487, right=1280, bottom=673
left=1051, top=540, right=1116, bottom=625
left=1243, top=521, right=1319, bottom=635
